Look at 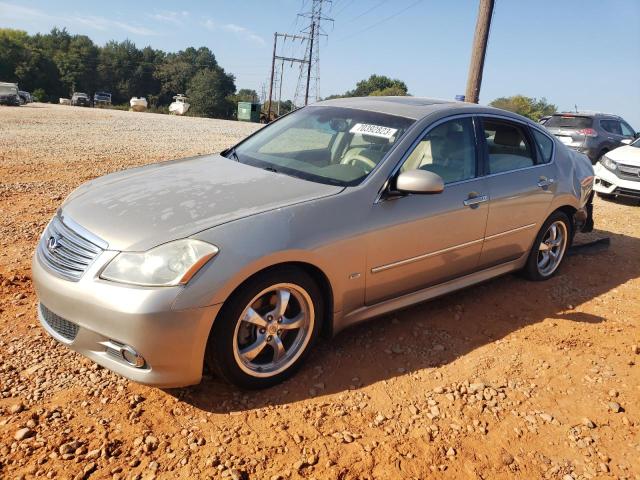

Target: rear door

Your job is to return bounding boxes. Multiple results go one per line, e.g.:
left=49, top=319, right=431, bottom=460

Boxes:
left=478, top=117, right=556, bottom=268
left=365, top=116, right=489, bottom=304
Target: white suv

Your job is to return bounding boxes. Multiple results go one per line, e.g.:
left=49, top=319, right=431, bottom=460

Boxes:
left=594, top=137, right=640, bottom=200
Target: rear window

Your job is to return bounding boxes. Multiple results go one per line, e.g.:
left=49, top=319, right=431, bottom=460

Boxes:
left=545, top=115, right=593, bottom=129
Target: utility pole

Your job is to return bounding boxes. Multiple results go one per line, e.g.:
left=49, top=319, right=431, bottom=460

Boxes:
left=266, top=32, right=309, bottom=120
left=267, top=32, right=277, bottom=119
left=464, top=0, right=495, bottom=104
left=304, top=21, right=315, bottom=105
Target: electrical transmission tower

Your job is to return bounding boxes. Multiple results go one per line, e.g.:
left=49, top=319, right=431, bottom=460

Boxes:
left=294, top=0, right=333, bottom=107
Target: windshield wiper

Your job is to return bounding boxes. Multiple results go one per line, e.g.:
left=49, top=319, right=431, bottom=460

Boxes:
left=263, top=166, right=278, bottom=173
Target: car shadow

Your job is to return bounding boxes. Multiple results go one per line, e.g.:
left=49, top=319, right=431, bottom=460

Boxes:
left=171, top=228, right=639, bottom=412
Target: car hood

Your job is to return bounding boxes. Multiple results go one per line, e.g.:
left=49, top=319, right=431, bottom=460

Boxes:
left=608, top=145, right=640, bottom=166
left=61, top=155, right=343, bottom=251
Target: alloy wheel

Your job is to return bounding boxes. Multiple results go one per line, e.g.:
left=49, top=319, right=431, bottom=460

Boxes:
left=537, top=220, right=568, bottom=277
left=232, top=283, right=314, bottom=378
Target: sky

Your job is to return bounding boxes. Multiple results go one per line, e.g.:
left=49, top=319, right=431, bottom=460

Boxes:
left=1, top=0, right=639, bottom=127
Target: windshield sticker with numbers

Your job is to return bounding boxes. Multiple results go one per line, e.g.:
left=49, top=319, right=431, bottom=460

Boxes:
left=349, top=123, right=398, bottom=139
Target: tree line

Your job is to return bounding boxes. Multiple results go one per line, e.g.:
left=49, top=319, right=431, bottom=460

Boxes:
left=0, top=27, right=257, bottom=118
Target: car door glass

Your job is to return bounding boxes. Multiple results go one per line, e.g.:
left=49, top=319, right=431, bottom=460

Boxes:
left=620, top=121, right=635, bottom=137
left=601, top=119, right=622, bottom=135
left=400, top=117, right=476, bottom=184
left=532, top=129, right=553, bottom=164
left=482, top=119, right=535, bottom=174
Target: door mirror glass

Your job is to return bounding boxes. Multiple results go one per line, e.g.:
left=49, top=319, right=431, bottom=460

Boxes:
left=395, top=169, right=444, bottom=194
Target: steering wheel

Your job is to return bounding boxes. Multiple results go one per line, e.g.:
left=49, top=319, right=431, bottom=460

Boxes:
left=340, top=154, right=377, bottom=173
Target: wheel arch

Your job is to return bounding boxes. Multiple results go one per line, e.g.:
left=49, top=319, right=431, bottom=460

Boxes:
left=211, top=260, right=335, bottom=338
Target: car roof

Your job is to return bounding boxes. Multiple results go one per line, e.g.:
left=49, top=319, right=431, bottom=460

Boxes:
left=313, top=96, right=526, bottom=121
left=553, top=111, right=620, bottom=119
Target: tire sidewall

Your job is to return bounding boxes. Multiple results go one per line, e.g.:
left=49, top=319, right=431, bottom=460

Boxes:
left=207, top=267, right=323, bottom=389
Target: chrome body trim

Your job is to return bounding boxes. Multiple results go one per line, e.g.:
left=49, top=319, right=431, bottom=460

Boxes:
left=371, top=238, right=484, bottom=274
left=484, top=223, right=537, bottom=241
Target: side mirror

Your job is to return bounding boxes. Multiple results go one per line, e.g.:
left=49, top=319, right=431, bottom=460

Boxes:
left=395, top=169, right=444, bottom=195
left=635, top=132, right=640, bottom=139
left=621, top=138, right=632, bottom=145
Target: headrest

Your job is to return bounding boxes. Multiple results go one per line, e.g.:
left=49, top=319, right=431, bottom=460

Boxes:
left=494, top=127, right=521, bottom=147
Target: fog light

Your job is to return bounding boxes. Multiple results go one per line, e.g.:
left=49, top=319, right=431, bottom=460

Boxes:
left=120, top=345, right=145, bottom=368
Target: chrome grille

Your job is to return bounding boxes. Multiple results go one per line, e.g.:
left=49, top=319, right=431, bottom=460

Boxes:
left=617, top=163, right=640, bottom=182
left=40, top=304, right=79, bottom=341
left=37, top=215, right=105, bottom=281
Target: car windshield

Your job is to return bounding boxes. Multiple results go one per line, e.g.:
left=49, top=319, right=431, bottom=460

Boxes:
left=545, top=115, right=593, bottom=129
left=233, top=106, right=414, bottom=186
left=631, top=137, right=640, bottom=148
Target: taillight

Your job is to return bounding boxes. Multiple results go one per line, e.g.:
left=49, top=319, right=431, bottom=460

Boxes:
left=578, top=128, right=598, bottom=137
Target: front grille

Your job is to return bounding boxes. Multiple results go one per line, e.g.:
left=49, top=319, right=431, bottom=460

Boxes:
left=37, top=215, right=105, bottom=281
left=40, top=304, right=79, bottom=341
left=616, top=163, right=640, bottom=182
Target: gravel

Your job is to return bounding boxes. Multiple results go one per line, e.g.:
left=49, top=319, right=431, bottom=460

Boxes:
left=1, top=103, right=639, bottom=479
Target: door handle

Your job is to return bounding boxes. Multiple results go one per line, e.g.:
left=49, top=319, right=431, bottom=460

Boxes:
left=537, top=177, right=555, bottom=188
left=463, top=194, right=489, bottom=208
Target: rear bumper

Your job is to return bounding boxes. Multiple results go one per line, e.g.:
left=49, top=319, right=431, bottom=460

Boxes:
left=32, top=250, right=221, bottom=387
left=594, top=163, right=640, bottom=198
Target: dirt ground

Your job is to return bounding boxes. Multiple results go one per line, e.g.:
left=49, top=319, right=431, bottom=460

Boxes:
left=1, top=103, right=638, bottom=480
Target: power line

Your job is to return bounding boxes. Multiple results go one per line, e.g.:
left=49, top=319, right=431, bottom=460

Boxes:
left=347, top=0, right=389, bottom=22
left=336, top=0, right=424, bottom=41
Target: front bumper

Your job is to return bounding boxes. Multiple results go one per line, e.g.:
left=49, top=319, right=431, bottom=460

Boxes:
left=594, top=162, right=640, bottom=198
left=32, top=250, right=221, bottom=387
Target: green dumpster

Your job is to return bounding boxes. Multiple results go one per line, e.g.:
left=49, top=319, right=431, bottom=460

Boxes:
left=237, top=102, right=261, bottom=123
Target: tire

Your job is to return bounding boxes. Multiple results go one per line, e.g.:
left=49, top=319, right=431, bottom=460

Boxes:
left=522, top=211, right=572, bottom=281
left=205, top=267, right=323, bottom=389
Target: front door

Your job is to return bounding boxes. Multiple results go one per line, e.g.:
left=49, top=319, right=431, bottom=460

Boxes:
left=365, top=117, right=489, bottom=305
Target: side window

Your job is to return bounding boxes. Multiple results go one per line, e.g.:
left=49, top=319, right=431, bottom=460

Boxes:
left=482, top=119, right=535, bottom=174
left=400, top=117, right=476, bottom=184
left=601, top=119, right=622, bottom=135
left=620, top=121, right=635, bottom=137
left=531, top=129, right=553, bottom=164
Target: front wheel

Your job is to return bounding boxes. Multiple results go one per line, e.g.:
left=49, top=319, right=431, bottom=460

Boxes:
left=522, top=211, right=571, bottom=281
left=206, top=267, right=323, bottom=389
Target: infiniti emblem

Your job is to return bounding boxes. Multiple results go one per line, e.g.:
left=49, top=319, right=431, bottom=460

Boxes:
left=47, top=235, right=61, bottom=252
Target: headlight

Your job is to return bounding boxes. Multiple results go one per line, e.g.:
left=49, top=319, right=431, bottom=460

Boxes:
left=101, top=239, right=219, bottom=287
left=601, top=155, right=617, bottom=171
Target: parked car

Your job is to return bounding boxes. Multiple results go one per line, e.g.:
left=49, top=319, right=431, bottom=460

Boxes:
left=93, top=91, right=112, bottom=106
left=32, top=97, right=595, bottom=389
left=594, top=136, right=640, bottom=201
left=544, top=112, right=638, bottom=164
left=0, top=82, right=20, bottom=106
left=18, top=90, right=32, bottom=104
left=71, top=92, right=91, bottom=107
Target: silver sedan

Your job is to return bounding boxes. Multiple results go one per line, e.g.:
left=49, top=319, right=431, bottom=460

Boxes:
left=32, top=97, right=595, bottom=389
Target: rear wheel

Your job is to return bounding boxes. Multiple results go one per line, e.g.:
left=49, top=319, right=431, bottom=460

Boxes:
left=206, top=267, right=323, bottom=389
left=522, top=211, right=571, bottom=281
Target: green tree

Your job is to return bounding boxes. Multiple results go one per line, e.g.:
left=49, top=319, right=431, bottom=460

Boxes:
left=236, top=88, right=258, bottom=102
left=489, top=95, right=557, bottom=121
left=325, top=74, right=409, bottom=99
left=350, top=74, right=408, bottom=97
left=186, top=68, right=236, bottom=118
